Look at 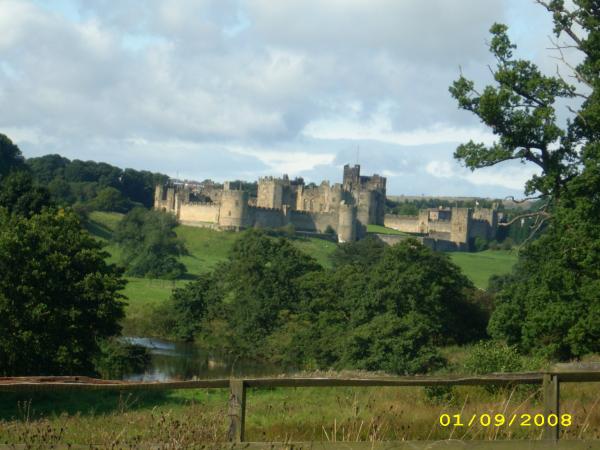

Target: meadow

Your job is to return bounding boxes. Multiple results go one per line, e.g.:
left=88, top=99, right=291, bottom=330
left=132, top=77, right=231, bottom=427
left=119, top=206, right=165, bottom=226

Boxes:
left=85, top=212, right=517, bottom=333
left=0, top=213, right=593, bottom=446
left=2, top=368, right=599, bottom=445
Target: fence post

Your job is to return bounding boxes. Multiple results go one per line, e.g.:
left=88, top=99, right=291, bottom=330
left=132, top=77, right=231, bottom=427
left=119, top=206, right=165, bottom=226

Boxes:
left=227, top=379, right=246, bottom=442
left=542, top=373, right=559, bottom=441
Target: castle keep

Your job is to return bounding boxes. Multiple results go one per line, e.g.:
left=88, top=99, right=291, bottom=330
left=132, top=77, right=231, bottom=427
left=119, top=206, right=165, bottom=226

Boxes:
left=155, top=164, right=385, bottom=243
left=154, top=164, right=498, bottom=248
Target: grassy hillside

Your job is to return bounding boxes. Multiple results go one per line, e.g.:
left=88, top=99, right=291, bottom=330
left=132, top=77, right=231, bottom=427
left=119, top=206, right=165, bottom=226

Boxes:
left=87, top=212, right=337, bottom=333
left=449, top=250, right=517, bottom=289
left=87, top=212, right=517, bottom=330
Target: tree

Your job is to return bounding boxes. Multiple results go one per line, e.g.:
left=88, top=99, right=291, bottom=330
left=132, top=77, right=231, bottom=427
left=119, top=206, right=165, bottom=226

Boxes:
left=0, top=171, right=52, bottom=217
left=212, top=229, right=322, bottom=357
left=452, top=1, right=600, bottom=359
left=0, top=134, right=26, bottom=179
left=288, top=240, right=486, bottom=374
left=89, top=187, right=133, bottom=213
left=330, top=234, right=386, bottom=268
left=113, top=207, right=187, bottom=279
left=0, top=209, right=126, bottom=375
left=162, top=274, right=215, bottom=341
left=450, top=23, right=577, bottom=205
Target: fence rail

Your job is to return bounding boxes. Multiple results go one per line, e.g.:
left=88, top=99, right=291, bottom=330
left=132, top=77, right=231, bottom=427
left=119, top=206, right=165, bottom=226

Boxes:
left=1, top=369, right=600, bottom=444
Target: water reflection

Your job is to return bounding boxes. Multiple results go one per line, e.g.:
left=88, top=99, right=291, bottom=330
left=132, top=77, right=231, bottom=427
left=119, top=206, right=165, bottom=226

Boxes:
left=122, top=336, right=287, bottom=381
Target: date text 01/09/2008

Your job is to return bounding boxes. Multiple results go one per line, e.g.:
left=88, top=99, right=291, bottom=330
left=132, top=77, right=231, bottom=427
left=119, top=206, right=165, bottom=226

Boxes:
left=439, top=413, right=572, bottom=428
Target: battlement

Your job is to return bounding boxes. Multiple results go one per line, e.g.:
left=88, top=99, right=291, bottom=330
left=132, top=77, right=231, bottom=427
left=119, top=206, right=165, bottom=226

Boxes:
left=155, top=163, right=388, bottom=242
left=249, top=205, right=284, bottom=212
left=187, top=201, right=218, bottom=206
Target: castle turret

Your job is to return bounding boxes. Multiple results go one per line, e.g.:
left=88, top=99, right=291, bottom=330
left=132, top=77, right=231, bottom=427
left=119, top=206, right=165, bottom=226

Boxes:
left=218, top=186, right=248, bottom=230
left=337, top=201, right=357, bottom=243
left=154, top=183, right=177, bottom=214
left=450, top=207, right=471, bottom=245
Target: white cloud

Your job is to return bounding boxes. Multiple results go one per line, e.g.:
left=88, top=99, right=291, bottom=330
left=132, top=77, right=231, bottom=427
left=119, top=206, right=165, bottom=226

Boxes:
left=426, top=159, right=540, bottom=191
left=0, top=0, right=565, bottom=197
left=228, top=147, right=336, bottom=175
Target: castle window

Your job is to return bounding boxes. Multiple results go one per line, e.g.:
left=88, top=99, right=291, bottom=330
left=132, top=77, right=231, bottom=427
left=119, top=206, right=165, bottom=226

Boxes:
left=228, top=211, right=231, bottom=216
left=235, top=200, right=239, bottom=206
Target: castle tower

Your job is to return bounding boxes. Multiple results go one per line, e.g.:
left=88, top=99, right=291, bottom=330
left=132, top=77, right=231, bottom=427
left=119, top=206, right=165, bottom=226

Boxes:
left=343, top=164, right=361, bottom=191
left=337, top=201, right=357, bottom=243
left=218, top=186, right=248, bottom=230
left=450, top=207, right=472, bottom=245
left=356, top=189, right=375, bottom=230
left=257, top=177, right=285, bottom=209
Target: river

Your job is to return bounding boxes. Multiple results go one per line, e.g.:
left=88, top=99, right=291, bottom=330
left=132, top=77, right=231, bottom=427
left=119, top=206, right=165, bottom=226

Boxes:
left=122, top=337, right=287, bottom=381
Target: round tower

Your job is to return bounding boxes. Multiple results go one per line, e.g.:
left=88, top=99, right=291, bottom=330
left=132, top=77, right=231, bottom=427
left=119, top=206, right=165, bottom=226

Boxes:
left=219, top=188, right=248, bottom=230
left=337, top=201, right=357, bottom=243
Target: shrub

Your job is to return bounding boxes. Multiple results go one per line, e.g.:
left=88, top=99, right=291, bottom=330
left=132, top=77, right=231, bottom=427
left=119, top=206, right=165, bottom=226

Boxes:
left=464, top=340, right=523, bottom=375
left=95, top=338, right=151, bottom=379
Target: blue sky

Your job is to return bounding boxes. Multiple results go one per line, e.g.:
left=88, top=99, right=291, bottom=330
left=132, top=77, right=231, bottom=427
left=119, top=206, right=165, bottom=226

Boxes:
left=0, top=0, right=580, bottom=197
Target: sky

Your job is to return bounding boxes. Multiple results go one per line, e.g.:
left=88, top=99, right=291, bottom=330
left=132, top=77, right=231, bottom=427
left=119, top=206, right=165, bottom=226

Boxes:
left=0, top=0, right=579, bottom=197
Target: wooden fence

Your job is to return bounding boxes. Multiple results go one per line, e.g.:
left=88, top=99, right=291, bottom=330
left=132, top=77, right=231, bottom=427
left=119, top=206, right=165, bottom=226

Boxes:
left=1, top=368, right=600, bottom=446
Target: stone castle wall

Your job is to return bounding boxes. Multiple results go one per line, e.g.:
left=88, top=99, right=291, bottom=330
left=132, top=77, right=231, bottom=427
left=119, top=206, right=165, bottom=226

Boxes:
left=383, top=214, right=420, bottom=233
left=383, top=206, right=497, bottom=246
left=154, top=165, right=497, bottom=248
left=178, top=203, right=220, bottom=225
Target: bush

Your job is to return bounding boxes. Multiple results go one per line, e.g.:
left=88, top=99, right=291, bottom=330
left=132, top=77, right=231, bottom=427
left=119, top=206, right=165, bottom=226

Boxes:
left=113, top=207, right=187, bottom=279
left=464, top=340, right=523, bottom=374
left=500, top=237, right=514, bottom=250
left=95, top=338, right=151, bottom=379
left=472, top=236, right=488, bottom=252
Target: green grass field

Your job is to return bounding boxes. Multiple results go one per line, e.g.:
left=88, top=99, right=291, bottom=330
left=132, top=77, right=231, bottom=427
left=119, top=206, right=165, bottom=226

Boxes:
left=86, top=212, right=517, bottom=330
left=366, top=224, right=411, bottom=235
left=2, top=366, right=599, bottom=444
left=449, top=250, right=517, bottom=289
left=87, top=212, right=338, bottom=333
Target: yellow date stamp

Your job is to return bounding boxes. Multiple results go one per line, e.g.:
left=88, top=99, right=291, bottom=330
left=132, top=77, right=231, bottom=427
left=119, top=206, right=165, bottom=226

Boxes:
left=439, top=413, right=572, bottom=428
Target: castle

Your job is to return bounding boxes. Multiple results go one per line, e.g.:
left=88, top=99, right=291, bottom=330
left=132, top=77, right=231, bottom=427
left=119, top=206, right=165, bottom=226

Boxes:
left=154, top=164, right=498, bottom=250
left=154, top=164, right=384, bottom=243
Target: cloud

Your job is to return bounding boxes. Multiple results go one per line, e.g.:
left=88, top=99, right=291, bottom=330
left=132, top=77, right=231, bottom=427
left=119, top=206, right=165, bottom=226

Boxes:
left=0, top=0, right=563, bottom=197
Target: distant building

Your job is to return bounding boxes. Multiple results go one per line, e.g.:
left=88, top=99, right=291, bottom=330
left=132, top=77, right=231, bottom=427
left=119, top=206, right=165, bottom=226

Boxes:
left=155, top=164, right=385, bottom=243
left=155, top=163, right=498, bottom=249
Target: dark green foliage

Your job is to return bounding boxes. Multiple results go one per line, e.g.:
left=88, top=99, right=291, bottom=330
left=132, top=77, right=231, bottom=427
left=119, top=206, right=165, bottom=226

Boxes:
left=488, top=164, right=600, bottom=359
left=269, top=239, right=486, bottom=374
left=0, top=171, right=52, bottom=217
left=472, top=236, right=488, bottom=252
left=158, top=233, right=487, bottom=375
left=0, top=209, right=126, bottom=375
left=113, top=207, right=187, bottom=279
left=342, top=312, right=446, bottom=375
left=453, top=1, right=600, bottom=361
left=26, top=154, right=168, bottom=210
left=464, top=341, right=524, bottom=374
left=94, top=338, right=151, bottom=379
left=330, top=234, right=385, bottom=268
left=160, top=274, right=214, bottom=341
left=450, top=23, right=577, bottom=199
left=0, top=134, right=26, bottom=179
left=88, top=187, right=133, bottom=213
left=211, top=230, right=322, bottom=356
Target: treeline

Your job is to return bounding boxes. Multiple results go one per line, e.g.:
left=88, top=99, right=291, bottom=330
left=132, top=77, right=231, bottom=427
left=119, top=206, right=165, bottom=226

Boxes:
left=26, top=154, right=168, bottom=213
left=153, top=232, right=489, bottom=374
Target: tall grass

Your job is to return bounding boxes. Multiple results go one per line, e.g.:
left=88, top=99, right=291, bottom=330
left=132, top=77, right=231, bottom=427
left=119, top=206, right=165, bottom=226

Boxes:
left=1, top=382, right=599, bottom=445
